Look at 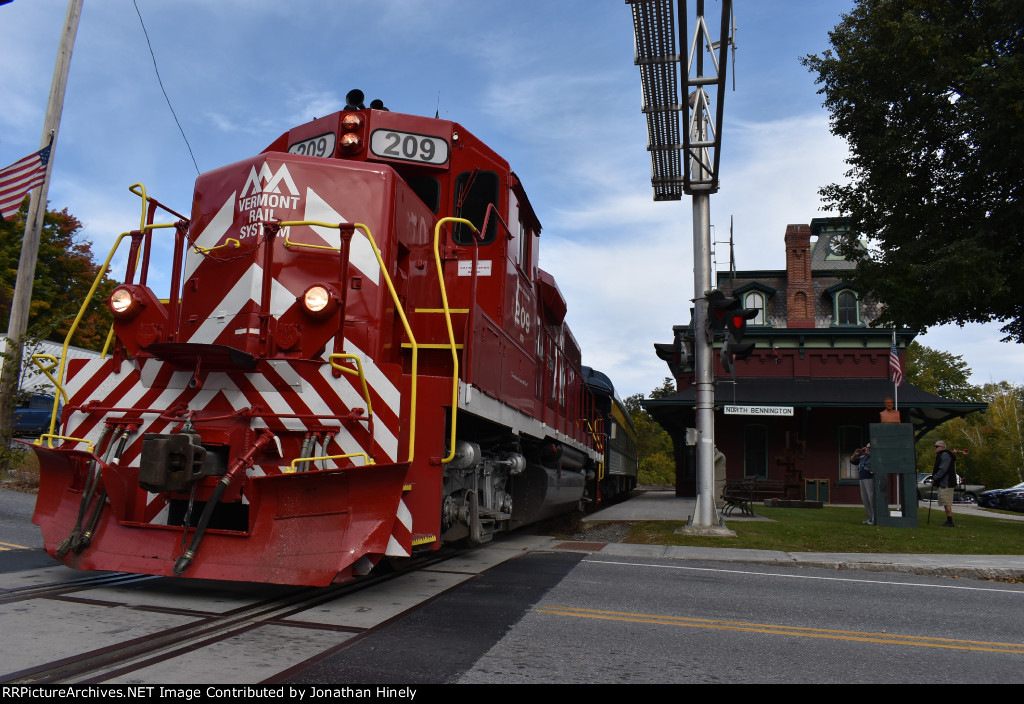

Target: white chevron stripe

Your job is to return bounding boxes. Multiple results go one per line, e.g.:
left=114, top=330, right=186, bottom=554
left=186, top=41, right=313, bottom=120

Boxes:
left=385, top=534, right=411, bottom=558
left=63, top=358, right=118, bottom=401
left=303, top=187, right=380, bottom=285
left=315, top=361, right=398, bottom=462
left=243, top=373, right=308, bottom=432
left=184, top=192, right=236, bottom=281
left=396, top=497, right=412, bottom=530
left=322, top=337, right=400, bottom=415
left=186, top=262, right=296, bottom=343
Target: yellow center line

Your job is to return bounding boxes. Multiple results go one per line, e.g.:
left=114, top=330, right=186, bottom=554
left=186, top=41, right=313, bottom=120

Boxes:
left=0, top=541, right=30, bottom=550
left=536, top=606, right=1024, bottom=655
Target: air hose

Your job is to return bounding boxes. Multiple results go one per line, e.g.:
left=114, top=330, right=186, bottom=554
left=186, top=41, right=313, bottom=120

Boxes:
left=55, top=426, right=112, bottom=558
left=173, top=430, right=277, bottom=576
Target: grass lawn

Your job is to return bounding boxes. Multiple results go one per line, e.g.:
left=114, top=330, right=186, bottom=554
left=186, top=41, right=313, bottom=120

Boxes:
left=626, top=505, right=1024, bottom=555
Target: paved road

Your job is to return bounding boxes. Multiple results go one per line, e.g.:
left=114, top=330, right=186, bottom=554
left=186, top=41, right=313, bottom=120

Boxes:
left=0, top=485, right=41, bottom=550
left=456, top=550, right=1024, bottom=684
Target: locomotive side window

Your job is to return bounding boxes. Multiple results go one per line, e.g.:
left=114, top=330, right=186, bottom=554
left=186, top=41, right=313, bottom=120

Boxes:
left=453, top=170, right=499, bottom=245
left=509, top=193, right=521, bottom=267
left=509, top=192, right=532, bottom=275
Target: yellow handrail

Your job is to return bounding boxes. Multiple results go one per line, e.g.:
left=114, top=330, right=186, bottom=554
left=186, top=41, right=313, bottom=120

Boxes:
left=97, top=184, right=179, bottom=359
left=48, top=230, right=137, bottom=446
left=582, top=418, right=605, bottom=481
left=329, top=353, right=374, bottom=417
left=277, top=220, right=419, bottom=463
left=130, top=182, right=149, bottom=231
left=285, top=452, right=374, bottom=473
left=193, top=238, right=240, bottom=254
left=281, top=223, right=344, bottom=251
left=432, top=217, right=478, bottom=464
left=34, top=434, right=94, bottom=454
left=29, top=354, right=68, bottom=404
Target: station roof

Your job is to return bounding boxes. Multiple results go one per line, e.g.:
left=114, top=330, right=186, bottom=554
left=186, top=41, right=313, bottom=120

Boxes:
left=643, top=377, right=987, bottom=438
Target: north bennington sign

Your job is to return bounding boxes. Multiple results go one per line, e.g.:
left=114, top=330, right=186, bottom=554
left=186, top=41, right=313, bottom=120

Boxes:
left=723, top=405, right=794, bottom=416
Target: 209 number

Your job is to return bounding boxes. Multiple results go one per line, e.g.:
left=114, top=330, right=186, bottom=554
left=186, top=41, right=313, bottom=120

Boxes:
left=288, top=133, right=336, bottom=157
left=370, top=129, right=449, bottom=165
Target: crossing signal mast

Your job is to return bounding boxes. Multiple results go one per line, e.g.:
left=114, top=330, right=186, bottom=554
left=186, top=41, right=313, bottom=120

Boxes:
left=628, top=0, right=736, bottom=531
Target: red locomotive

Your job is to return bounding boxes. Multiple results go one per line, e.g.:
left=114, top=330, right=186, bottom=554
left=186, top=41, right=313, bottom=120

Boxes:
left=29, top=90, right=637, bottom=586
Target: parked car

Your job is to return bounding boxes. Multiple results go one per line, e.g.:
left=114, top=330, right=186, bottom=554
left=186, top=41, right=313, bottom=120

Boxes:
left=916, top=473, right=985, bottom=503
left=976, top=482, right=1024, bottom=512
left=13, top=393, right=59, bottom=437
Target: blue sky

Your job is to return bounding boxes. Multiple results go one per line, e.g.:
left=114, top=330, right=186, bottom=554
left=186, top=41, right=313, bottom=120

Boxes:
left=2, top=0, right=1020, bottom=398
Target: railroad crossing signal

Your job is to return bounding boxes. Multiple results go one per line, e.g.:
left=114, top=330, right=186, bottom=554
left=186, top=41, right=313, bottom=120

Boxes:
left=655, top=325, right=692, bottom=382
left=717, top=301, right=757, bottom=375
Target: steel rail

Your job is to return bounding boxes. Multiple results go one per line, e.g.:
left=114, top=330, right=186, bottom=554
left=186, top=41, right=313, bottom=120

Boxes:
left=0, top=549, right=463, bottom=685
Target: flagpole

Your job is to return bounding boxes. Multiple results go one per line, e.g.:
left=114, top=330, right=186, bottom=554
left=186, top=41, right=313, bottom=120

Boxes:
left=892, top=330, right=899, bottom=409
left=0, top=0, right=84, bottom=446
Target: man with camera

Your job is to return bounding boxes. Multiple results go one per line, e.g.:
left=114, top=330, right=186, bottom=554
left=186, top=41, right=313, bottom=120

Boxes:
left=850, top=443, right=874, bottom=525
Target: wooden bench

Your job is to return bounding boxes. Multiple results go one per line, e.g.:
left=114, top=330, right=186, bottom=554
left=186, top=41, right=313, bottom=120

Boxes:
left=721, top=478, right=789, bottom=517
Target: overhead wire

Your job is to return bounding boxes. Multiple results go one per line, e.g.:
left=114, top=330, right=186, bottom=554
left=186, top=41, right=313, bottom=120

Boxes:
left=133, top=0, right=200, bottom=175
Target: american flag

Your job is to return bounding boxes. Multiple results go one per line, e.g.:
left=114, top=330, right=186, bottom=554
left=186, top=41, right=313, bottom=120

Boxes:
left=889, top=336, right=904, bottom=386
left=0, top=143, right=52, bottom=222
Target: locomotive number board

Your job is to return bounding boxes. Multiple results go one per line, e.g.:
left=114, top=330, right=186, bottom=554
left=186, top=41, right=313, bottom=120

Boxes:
left=288, top=132, right=336, bottom=158
left=370, top=129, right=450, bottom=165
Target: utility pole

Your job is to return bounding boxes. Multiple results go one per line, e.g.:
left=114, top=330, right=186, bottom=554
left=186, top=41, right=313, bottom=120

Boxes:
left=627, top=0, right=734, bottom=531
left=0, top=0, right=84, bottom=450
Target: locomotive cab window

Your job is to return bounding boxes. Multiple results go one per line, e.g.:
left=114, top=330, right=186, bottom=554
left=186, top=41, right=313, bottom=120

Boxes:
left=509, top=191, right=533, bottom=274
left=453, top=170, right=499, bottom=245
left=407, top=176, right=440, bottom=214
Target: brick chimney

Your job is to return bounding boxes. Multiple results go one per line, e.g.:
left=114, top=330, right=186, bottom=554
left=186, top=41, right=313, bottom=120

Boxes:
left=785, top=224, right=815, bottom=328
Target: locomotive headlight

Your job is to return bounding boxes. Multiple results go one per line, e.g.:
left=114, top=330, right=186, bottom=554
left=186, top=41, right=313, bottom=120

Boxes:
left=301, top=284, right=339, bottom=318
left=109, top=286, right=144, bottom=319
left=110, top=288, right=133, bottom=313
left=304, top=286, right=331, bottom=312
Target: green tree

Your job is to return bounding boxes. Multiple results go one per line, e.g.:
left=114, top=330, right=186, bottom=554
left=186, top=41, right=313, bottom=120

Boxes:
left=931, top=383, right=1024, bottom=490
left=625, top=378, right=676, bottom=486
left=0, top=198, right=117, bottom=351
left=904, top=342, right=982, bottom=475
left=904, top=341, right=980, bottom=401
left=802, top=0, right=1024, bottom=342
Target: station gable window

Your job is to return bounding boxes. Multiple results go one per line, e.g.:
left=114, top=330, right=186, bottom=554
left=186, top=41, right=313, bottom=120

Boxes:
left=732, top=282, right=775, bottom=327
left=827, top=284, right=862, bottom=326
left=744, top=291, right=765, bottom=326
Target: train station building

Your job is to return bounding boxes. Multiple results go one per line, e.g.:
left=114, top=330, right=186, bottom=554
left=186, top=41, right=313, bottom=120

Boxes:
left=644, top=218, right=986, bottom=504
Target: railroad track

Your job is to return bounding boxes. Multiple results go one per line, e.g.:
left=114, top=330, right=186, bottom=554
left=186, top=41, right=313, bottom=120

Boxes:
left=0, top=572, right=159, bottom=604
left=0, top=548, right=464, bottom=684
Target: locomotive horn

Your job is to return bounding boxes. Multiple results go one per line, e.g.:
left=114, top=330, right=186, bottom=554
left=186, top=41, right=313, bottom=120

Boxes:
left=345, top=89, right=365, bottom=110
